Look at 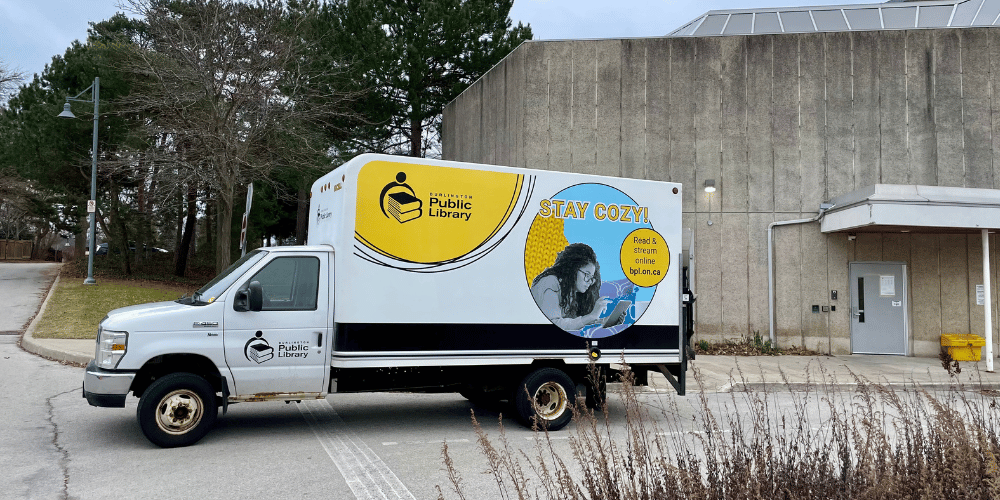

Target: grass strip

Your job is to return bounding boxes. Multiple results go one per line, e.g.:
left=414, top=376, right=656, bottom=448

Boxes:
left=32, top=278, right=194, bottom=339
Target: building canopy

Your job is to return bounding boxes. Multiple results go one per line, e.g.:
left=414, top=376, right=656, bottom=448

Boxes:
left=670, top=0, right=1000, bottom=37
left=820, top=184, right=1000, bottom=234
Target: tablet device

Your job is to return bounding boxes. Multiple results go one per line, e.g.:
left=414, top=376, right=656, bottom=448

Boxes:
left=601, top=300, right=632, bottom=328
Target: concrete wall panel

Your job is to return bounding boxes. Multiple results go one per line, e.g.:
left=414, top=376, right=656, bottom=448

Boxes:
left=855, top=233, right=882, bottom=261
left=747, top=36, right=774, bottom=212
left=880, top=31, right=909, bottom=185
left=456, top=84, right=481, bottom=162
left=827, top=233, right=851, bottom=353
left=940, top=235, right=970, bottom=334
left=522, top=42, right=550, bottom=169
left=992, top=30, right=1000, bottom=189
left=621, top=39, right=647, bottom=179
left=934, top=31, right=965, bottom=187
left=750, top=213, right=773, bottom=337
left=882, top=233, right=911, bottom=263
left=596, top=40, right=623, bottom=177
left=481, top=62, right=503, bottom=166
left=963, top=29, right=994, bottom=188
left=854, top=32, right=881, bottom=189
left=801, top=220, right=829, bottom=345
left=506, top=46, right=525, bottom=168
left=547, top=42, right=575, bottom=171
left=906, top=32, right=938, bottom=186
left=670, top=39, right=698, bottom=211
left=696, top=213, right=723, bottom=337
left=721, top=212, right=750, bottom=336
left=800, top=34, right=827, bottom=209
left=441, top=92, right=462, bottom=158
left=774, top=217, right=803, bottom=342
left=569, top=41, right=597, bottom=175
left=911, top=235, right=942, bottom=345
left=447, top=83, right=469, bottom=161
left=695, top=38, right=723, bottom=215
left=826, top=32, right=855, bottom=200
left=646, top=40, right=671, bottom=182
left=772, top=36, right=801, bottom=212
left=721, top=37, right=749, bottom=213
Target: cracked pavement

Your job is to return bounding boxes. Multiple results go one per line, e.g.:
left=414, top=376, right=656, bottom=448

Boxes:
left=1, top=335, right=78, bottom=499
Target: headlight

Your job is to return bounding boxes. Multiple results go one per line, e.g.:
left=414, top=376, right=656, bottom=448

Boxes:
left=96, top=328, right=128, bottom=369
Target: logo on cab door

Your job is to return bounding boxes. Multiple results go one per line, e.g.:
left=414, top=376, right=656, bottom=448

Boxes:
left=244, top=332, right=311, bottom=364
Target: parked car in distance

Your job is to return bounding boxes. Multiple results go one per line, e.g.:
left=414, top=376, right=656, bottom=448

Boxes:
left=91, top=242, right=168, bottom=256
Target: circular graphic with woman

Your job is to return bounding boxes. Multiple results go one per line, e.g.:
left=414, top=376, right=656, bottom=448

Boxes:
left=525, top=183, right=667, bottom=338
left=530, top=243, right=611, bottom=332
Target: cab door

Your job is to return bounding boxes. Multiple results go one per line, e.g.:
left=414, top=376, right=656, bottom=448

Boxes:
left=223, top=252, right=330, bottom=396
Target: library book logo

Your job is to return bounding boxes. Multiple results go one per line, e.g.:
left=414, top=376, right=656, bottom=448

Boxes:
left=379, top=172, right=423, bottom=223
left=244, top=332, right=274, bottom=364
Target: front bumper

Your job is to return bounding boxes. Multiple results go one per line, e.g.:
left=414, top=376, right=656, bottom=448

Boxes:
left=83, top=360, right=136, bottom=408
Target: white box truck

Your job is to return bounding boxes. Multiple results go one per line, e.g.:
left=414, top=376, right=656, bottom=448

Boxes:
left=83, top=154, right=691, bottom=447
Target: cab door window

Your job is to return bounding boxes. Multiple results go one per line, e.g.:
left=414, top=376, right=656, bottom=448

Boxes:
left=243, top=256, right=319, bottom=311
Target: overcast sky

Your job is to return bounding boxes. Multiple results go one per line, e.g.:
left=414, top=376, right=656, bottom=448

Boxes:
left=1, top=0, right=883, bottom=86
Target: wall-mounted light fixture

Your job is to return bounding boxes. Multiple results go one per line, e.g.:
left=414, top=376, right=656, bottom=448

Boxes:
left=704, top=179, right=716, bottom=193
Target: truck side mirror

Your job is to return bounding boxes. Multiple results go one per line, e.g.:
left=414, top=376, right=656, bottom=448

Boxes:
left=247, top=281, right=263, bottom=312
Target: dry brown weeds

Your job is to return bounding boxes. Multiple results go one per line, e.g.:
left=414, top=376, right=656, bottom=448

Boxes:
left=441, top=357, right=1000, bottom=499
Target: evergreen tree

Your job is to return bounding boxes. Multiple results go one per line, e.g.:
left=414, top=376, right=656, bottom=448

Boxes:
left=324, top=0, right=532, bottom=158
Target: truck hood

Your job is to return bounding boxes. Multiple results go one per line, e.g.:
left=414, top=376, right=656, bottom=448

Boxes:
left=102, top=300, right=222, bottom=333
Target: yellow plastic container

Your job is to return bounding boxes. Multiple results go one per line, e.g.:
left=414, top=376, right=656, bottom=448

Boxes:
left=940, top=334, right=987, bottom=361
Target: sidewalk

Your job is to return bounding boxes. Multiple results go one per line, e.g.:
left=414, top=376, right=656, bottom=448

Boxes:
left=21, top=273, right=1000, bottom=392
left=647, top=353, right=1000, bottom=393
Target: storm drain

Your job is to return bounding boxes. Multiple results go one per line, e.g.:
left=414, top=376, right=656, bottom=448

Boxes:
left=0, top=331, right=20, bottom=335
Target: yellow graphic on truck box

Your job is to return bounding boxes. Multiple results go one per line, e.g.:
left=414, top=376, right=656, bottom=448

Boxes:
left=524, top=216, right=569, bottom=285
left=355, top=161, right=532, bottom=271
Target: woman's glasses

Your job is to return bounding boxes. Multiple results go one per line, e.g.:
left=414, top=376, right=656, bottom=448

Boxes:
left=578, top=268, right=596, bottom=285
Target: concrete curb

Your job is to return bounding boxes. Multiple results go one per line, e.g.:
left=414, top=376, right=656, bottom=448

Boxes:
left=20, top=272, right=93, bottom=366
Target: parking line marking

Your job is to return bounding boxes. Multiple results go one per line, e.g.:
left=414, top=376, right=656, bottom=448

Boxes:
left=383, top=439, right=470, bottom=447
left=298, top=399, right=416, bottom=500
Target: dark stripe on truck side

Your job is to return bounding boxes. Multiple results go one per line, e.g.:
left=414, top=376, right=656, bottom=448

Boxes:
left=334, top=323, right=678, bottom=352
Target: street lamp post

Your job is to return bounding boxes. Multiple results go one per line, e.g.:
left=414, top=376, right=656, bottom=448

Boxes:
left=58, top=77, right=100, bottom=285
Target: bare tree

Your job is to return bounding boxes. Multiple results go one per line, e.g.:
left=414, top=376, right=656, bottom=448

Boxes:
left=0, top=63, right=24, bottom=102
left=109, top=0, right=360, bottom=272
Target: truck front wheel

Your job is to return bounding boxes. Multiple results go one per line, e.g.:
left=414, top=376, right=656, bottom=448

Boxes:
left=137, top=373, right=218, bottom=448
left=513, top=368, right=576, bottom=430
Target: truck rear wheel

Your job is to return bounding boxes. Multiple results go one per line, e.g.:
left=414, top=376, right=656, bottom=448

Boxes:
left=137, top=373, right=217, bottom=448
left=513, top=368, right=575, bottom=430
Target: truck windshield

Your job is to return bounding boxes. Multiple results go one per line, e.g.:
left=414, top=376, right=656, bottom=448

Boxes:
left=188, top=250, right=268, bottom=305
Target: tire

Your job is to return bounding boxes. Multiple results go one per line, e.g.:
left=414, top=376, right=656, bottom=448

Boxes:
left=512, top=368, right=576, bottom=431
left=137, top=373, right=218, bottom=448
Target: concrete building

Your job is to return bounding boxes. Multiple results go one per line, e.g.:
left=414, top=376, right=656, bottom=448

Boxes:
left=441, top=0, right=1000, bottom=357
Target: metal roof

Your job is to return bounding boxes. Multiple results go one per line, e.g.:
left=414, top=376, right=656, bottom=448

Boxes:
left=668, top=0, right=1000, bottom=37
